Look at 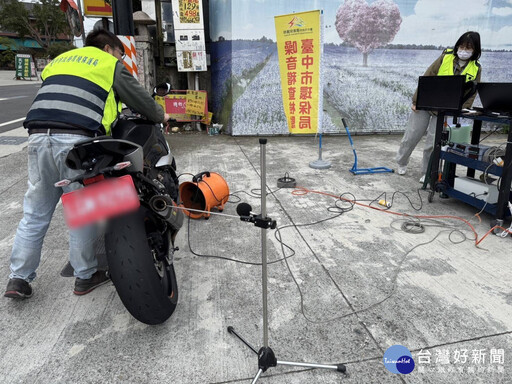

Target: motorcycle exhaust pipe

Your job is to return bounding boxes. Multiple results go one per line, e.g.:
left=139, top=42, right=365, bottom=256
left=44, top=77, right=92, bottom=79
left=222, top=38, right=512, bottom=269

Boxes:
left=151, top=196, right=168, bottom=212
left=149, top=195, right=184, bottom=231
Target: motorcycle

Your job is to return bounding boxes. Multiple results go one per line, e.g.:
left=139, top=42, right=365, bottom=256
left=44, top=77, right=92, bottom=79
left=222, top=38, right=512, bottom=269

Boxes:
left=56, top=117, right=183, bottom=325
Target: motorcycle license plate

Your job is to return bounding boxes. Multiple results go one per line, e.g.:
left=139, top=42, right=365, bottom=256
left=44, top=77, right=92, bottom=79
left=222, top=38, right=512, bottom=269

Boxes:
left=61, top=175, right=140, bottom=228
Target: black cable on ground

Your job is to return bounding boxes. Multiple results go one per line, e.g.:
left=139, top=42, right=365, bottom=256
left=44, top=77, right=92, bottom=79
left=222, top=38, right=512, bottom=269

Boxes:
left=366, top=188, right=424, bottom=211
left=401, top=221, right=425, bottom=234
left=187, top=182, right=475, bottom=324
left=188, top=138, right=481, bottom=326
left=186, top=210, right=296, bottom=266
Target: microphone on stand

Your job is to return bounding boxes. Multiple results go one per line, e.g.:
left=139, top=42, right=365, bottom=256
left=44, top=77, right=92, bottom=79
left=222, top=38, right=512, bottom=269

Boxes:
left=236, top=202, right=277, bottom=229
left=236, top=202, right=255, bottom=222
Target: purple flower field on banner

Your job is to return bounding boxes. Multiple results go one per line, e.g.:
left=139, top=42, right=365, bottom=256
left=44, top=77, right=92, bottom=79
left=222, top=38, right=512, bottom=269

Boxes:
left=211, top=41, right=512, bottom=136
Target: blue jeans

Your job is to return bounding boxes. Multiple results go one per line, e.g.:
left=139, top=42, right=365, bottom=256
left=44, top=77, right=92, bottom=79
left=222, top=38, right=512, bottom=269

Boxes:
left=10, top=133, right=98, bottom=282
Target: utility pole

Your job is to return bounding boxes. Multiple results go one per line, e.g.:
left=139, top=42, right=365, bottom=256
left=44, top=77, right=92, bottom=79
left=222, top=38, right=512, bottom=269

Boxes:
left=76, top=0, right=86, bottom=46
left=155, top=0, right=165, bottom=66
left=111, top=0, right=135, bottom=35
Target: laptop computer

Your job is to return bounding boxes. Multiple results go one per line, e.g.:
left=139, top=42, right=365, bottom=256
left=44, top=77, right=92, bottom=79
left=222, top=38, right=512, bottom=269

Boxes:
left=416, top=75, right=466, bottom=112
left=475, top=82, right=512, bottom=115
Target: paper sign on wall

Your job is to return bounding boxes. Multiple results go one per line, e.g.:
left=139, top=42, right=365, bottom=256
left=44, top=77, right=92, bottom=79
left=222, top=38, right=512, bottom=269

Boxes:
left=177, top=51, right=207, bottom=72
left=185, top=90, right=207, bottom=116
left=172, top=0, right=207, bottom=72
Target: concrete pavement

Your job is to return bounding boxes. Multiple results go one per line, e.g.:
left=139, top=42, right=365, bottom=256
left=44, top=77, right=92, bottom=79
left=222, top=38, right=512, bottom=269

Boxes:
left=1, top=69, right=511, bottom=383
left=0, top=126, right=511, bottom=383
left=0, top=70, right=42, bottom=87
left=0, top=127, right=28, bottom=159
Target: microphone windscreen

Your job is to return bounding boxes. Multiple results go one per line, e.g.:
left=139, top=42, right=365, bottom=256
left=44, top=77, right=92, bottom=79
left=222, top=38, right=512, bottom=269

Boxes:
left=236, top=202, right=252, bottom=217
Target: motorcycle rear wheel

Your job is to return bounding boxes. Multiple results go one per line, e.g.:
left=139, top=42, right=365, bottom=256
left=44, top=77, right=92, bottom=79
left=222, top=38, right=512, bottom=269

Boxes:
left=105, top=206, right=178, bottom=325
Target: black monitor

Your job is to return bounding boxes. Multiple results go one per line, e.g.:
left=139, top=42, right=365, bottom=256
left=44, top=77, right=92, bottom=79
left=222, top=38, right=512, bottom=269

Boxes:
left=477, top=82, right=512, bottom=114
left=416, top=75, right=466, bottom=112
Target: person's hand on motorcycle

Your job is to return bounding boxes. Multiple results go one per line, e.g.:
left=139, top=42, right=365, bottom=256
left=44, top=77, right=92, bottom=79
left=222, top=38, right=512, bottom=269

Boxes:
left=162, top=114, right=172, bottom=133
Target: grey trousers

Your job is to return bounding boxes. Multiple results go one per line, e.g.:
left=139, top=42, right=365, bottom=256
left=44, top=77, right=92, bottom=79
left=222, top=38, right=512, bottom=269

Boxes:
left=395, top=110, right=438, bottom=175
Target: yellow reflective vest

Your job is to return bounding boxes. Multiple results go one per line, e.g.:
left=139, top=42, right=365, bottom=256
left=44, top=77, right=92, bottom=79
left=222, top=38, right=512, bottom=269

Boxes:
left=437, top=49, right=480, bottom=82
left=25, top=46, right=120, bottom=135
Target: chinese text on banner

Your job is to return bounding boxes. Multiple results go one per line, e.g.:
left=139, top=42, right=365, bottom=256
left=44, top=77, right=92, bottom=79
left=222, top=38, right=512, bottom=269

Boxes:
left=275, top=10, right=322, bottom=134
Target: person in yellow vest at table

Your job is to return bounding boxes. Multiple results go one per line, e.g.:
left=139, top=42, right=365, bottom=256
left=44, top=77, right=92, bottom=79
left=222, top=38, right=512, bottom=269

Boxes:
left=396, top=31, right=482, bottom=183
left=4, top=29, right=170, bottom=300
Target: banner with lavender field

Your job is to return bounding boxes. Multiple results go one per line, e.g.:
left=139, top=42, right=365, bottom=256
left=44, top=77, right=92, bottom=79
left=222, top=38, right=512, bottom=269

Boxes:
left=209, top=0, right=512, bottom=136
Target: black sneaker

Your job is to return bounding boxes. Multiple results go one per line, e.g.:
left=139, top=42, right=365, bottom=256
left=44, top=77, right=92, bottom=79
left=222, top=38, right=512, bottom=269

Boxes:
left=4, top=278, right=33, bottom=299
left=73, top=270, right=110, bottom=296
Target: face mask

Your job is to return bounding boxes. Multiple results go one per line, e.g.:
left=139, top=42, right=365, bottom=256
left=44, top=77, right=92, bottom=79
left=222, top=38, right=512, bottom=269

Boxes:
left=457, top=49, right=473, bottom=61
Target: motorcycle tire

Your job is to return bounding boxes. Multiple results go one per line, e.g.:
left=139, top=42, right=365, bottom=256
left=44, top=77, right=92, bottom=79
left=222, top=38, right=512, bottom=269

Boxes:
left=105, top=206, right=178, bottom=325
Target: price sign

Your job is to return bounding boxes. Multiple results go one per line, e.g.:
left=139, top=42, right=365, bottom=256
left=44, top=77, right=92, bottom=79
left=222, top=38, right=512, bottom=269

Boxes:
left=172, top=0, right=203, bottom=29
left=179, top=0, right=200, bottom=23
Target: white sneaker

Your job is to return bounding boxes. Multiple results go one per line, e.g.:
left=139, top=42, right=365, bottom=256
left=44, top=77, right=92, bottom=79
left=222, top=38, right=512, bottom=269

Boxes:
left=419, top=175, right=425, bottom=184
left=397, top=166, right=407, bottom=175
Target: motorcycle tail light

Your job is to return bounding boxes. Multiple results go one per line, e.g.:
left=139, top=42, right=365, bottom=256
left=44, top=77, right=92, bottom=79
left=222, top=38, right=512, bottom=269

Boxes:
left=55, top=179, right=71, bottom=187
left=113, top=161, right=132, bottom=170
left=83, top=174, right=105, bottom=185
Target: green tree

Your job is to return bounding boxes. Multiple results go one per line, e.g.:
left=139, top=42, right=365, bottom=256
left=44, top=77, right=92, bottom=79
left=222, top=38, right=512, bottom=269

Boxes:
left=0, top=36, right=16, bottom=69
left=46, top=41, right=76, bottom=59
left=0, top=0, right=70, bottom=51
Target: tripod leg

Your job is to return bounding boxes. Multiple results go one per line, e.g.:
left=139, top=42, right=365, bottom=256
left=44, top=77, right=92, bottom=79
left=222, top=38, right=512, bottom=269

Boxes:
left=278, top=360, right=346, bottom=373
left=227, top=326, right=259, bottom=355
left=251, top=369, right=263, bottom=384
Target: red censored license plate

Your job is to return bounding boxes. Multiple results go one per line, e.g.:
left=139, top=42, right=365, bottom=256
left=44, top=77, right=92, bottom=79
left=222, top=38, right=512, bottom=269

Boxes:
left=61, top=175, right=140, bottom=228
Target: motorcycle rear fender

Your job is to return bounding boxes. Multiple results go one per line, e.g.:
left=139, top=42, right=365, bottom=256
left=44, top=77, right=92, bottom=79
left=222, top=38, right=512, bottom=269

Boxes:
left=66, top=138, right=144, bottom=173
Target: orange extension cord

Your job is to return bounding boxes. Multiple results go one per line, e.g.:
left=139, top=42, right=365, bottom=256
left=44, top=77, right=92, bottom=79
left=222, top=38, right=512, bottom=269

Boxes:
left=291, top=186, right=512, bottom=247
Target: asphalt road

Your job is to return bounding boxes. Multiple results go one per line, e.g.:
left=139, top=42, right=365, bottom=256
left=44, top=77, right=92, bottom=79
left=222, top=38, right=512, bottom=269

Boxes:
left=0, top=84, right=39, bottom=134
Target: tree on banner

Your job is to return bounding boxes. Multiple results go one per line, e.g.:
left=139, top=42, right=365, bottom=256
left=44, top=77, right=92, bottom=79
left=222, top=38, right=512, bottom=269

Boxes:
left=335, top=0, right=402, bottom=67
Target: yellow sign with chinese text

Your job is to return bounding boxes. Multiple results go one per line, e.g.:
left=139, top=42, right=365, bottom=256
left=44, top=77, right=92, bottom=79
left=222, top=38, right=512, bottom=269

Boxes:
left=185, top=90, right=207, bottom=116
left=275, top=10, right=322, bottom=134
left=155, top=94, right=193, bottom=121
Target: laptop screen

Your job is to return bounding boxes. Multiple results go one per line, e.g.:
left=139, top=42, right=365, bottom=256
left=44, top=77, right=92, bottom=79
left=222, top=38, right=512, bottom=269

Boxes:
left=477, top=83, right=512, bottom=114
left=416, top=76, right=466, bottom=112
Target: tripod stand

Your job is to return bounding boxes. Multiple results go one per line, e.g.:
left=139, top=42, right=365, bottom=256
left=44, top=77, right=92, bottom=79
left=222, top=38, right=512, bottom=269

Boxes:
left=228, top=138, right=346, bottom=383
